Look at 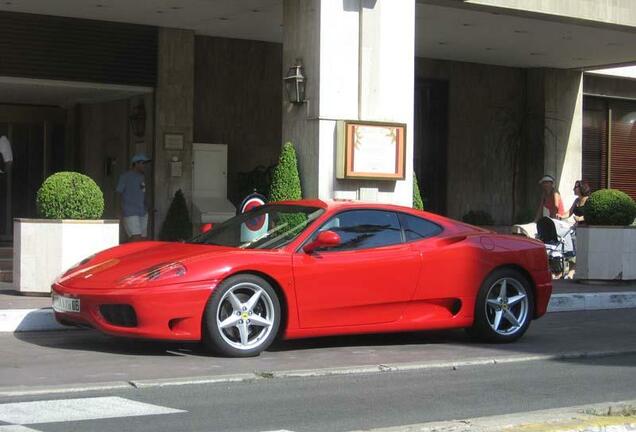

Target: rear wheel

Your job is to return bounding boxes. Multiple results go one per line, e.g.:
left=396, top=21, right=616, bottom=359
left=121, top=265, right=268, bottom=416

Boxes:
left=203, top=274, right=280, bottom=357
left=468, top=268, right=534, bottom=343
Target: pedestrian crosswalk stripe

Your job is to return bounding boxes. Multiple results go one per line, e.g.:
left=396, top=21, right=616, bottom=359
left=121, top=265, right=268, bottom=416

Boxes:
left=0, top=426, right=42, bottom=432
left=0, top=397, right=185, bottom=425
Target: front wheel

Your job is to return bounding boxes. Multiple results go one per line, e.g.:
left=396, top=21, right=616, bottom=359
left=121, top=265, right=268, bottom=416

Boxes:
left=468, top=268, right=534, bottom=343
left=203, top=274, right=281, bottom=357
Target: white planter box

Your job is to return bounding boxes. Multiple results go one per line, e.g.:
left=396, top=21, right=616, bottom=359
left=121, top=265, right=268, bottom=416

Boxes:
left=575, top=226, right=636, bottom=281
left=13, top=219, right=120, bottom=294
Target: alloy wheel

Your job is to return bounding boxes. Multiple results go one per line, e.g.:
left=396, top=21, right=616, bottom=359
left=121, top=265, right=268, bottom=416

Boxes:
left=484, top=277, right=529, bottom=336
left=216, top=282, right=275, bottom=351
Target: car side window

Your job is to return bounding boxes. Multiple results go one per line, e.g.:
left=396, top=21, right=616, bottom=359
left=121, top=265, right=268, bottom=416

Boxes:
left=398, top=213, right=443, bottom=242
left=315, top=210, right=403, bottom=251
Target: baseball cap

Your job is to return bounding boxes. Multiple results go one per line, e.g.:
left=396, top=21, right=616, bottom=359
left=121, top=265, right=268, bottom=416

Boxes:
left=131, top=153, right=151, bottom=164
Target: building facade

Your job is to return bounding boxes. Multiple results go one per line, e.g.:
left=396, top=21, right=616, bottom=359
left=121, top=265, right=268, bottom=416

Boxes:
left=1, top=0, right=636, bottom=243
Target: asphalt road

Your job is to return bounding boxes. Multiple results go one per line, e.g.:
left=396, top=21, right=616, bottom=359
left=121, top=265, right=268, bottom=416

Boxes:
left=1, top=352, right=636, bottom=432
left=2, top=309, right=636, bottom=390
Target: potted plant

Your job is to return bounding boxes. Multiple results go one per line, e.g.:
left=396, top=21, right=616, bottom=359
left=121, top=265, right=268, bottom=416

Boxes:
left=575, top=189, right=636, bottom=281
left=14, top=172, right=119, bottom=294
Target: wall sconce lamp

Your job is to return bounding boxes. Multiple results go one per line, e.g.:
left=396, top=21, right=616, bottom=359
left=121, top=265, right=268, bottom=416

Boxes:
left=129, top=101, right=146, bottom=137
left=284, top=62, right=306, bottom=104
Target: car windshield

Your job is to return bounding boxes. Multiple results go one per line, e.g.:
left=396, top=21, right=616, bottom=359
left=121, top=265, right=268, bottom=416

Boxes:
left=190, top=204, right=324, bottom=249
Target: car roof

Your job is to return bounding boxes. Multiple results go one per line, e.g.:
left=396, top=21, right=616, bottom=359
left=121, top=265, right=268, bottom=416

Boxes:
left=269, top=199, right=450, bottom=224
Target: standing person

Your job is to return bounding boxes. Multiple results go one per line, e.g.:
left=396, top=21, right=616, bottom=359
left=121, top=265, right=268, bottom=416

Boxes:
left=563, top=180, right=591, bottom=224
left=117, top=154, right=151, bottom=242
left=535, top=175, right=565, bottom=221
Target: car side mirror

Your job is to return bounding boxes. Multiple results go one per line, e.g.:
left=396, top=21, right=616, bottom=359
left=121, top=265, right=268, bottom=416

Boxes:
left=303, top=230, right=341, bottom=254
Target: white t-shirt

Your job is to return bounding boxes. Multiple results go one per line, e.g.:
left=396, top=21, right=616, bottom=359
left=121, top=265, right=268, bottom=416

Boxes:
left=0, top=136, right=12, bottom=163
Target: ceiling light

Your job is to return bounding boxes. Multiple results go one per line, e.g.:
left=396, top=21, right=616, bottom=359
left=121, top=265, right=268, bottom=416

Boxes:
left=514, top=30, right=528, bottom=34
left=170, top=6, right=183, bottom=10
left=219, top=17, right=229, bottom=21
left=438, top=41, right=447, bottom=46
left=251, top=9, right=261, bottom=13
left=156, top=10, right=164, bottom=14
left=462, top=23, right=472, bottom=27
left=530, top=52, right=546, bottom=56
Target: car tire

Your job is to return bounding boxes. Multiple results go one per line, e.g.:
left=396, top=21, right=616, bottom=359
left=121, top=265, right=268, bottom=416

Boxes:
left=467, top=268, right=534, bottom=343
left=203, top=274, right=281, bottom=357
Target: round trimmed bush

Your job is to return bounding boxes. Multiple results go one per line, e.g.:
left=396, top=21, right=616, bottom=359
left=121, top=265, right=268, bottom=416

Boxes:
left=36, top=172, right=104, bottom=219
left=584, top=189, right=636, bottom=226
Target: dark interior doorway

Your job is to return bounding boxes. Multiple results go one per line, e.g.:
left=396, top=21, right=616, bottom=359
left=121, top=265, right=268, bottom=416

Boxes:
left=0, top=106, right=66, bottom=242
left=414, top=79, right=448, bottom=215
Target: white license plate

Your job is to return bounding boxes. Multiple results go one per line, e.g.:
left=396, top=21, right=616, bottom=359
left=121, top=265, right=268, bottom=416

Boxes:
left=52, top=294, right=81, bottom=313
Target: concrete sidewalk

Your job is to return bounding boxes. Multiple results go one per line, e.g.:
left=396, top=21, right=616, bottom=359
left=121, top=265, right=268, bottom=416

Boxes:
left=1, top=279, right=635, bottom=332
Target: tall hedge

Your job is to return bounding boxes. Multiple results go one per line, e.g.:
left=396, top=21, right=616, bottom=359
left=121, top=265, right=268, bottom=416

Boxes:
left=584, top=189, right=636, bottom=226
left=36, top=172, right=104, bottom=219
left=269, top=142, right=302, bottom=202
left=160, top=189, right=192, bottom=241
left=413, top=174, right=424, bottom=210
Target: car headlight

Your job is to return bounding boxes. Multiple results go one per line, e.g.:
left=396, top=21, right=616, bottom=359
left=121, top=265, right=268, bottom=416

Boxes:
left=55, top=254, right=98, bottom=283
left=118, top=262, right=187, bottom=287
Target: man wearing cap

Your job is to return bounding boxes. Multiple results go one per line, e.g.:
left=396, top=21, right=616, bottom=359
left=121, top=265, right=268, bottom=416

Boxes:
left=117, top=154, right=151, bottom=241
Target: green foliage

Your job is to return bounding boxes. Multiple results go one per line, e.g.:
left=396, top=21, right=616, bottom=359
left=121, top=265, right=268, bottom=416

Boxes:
left=160, top=189, right=192, bottom=241
left=413, top=174, right=424, bottom=210
left=513, top=208, right=535, bottom=225
left=462, top=210, right=495, bottom=226
left=268, top=142, right=302, bottom=202
left=36, top=172, right=104, bottom=219
left=584, top=189, right=636, bottom=226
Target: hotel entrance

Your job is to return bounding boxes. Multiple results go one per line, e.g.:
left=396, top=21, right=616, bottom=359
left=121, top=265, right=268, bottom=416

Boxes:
left=0, top=106, right=67, bottom=242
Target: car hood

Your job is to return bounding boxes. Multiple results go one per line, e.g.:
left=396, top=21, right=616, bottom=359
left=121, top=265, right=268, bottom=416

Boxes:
left=58, top=241, right=236, bottom=289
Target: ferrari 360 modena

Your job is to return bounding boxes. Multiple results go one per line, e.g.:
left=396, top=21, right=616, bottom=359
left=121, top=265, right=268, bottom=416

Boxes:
left=52, top=200, right=552, bottom=357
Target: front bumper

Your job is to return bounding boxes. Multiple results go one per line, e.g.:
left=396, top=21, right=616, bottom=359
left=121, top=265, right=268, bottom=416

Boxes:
left=51, top=281, right=217, bottom=341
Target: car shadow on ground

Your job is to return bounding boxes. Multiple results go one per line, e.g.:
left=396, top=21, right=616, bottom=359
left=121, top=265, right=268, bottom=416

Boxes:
left=12, top=327, right=472, bottom=358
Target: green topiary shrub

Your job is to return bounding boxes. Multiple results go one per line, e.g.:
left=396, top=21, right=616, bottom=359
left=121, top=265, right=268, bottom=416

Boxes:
left=413, top=174, right=424, bottom=210
left=584, top=189, right=636, bottom=226
left=36, top=172, right=104, bottom=219
left=462, top=210, right=494, bottom=226
left=268, top=142, right=302, bottom=202
left=160, top=189, right=192, bottom=241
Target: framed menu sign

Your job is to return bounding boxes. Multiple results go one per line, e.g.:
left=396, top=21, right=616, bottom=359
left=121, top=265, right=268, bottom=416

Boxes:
left=336, top=120, right=406, bottom=180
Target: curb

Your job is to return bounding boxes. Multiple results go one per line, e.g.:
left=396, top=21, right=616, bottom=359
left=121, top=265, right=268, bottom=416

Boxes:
left=2, top=348, right=636, bottom=397
left=348, top=400, right=636, bottom=432
left=1, top=291, right=635, bottom=333
left=0, top=308, right=70, bottom=332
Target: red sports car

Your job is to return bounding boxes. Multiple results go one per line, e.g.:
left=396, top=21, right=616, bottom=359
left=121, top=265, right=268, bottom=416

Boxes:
left=52, top=200, right=552, bottom=357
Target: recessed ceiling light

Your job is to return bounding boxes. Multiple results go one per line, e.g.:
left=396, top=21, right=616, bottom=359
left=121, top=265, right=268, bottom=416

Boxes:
left=438, top=41, right=447, bottom=45
left=156, top=10, right=164, bottom=14
left=462, top=23, right=472, bottom=27
left=96, top=4, right=104, bottom=7
left=530, top=52, right=546, bottom=56
left=514, top=30, right=529, bottom=34
left=218, top=17, right=229, bottom=21
left=251, top=9, right=261, bottom=13
left=170, top=6, right=183, bottom=10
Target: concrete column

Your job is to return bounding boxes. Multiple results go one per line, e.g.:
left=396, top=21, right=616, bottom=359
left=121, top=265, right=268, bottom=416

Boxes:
left=282, top=0, right=415, bottom=206
left=154, top=28, right=195, bottom=236
left=527, top=69, right=583, bottom=209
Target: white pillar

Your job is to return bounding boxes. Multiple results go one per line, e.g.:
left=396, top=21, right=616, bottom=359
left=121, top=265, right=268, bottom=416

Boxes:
left=282, top=0, right=415, bottom=206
